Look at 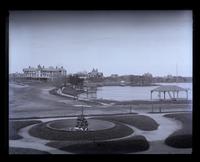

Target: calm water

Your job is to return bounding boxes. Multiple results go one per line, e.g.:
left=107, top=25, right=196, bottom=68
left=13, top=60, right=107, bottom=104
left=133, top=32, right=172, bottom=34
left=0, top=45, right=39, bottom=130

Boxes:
left=80, top=82, right=192, bottom=101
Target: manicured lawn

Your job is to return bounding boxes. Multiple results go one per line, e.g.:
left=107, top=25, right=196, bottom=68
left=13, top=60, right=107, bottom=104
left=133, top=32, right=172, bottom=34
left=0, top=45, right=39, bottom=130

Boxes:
left=9, top=147, right=49, bottom=154
left=50, top=135, right=149, bottom=154
left=9, top=120, right=42, bottom=140
left=62, top=86, right=80, bottom=96
left=164, top=112, right=192, bottom=148
left=96, top=114, right=159, bottom=131
left=29, top=114, right=158, bottom=142
left=29, top=120, right=133, bottom=141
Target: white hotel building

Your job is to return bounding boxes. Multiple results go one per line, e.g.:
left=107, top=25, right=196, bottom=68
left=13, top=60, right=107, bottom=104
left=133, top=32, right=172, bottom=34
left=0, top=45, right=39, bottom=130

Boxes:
left=23, top=65, right=67, bottom=80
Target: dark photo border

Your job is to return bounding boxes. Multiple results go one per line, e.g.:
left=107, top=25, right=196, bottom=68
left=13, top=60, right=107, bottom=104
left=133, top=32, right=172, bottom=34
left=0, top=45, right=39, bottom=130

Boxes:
left=0, top=0, right=199, bottom=161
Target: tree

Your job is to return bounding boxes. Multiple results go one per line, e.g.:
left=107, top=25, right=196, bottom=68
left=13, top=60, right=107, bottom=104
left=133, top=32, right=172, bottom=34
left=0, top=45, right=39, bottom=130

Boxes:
left=142, top=73, right=153, bottom=84
left=52, top=73, right=66, bottom=88
left=68, top=75, right=84, bottom=88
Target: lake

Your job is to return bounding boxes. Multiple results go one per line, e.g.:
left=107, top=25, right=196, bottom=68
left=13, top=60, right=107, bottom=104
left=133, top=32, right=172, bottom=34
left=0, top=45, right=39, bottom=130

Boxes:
left=79, top=82, right=192, bottom=101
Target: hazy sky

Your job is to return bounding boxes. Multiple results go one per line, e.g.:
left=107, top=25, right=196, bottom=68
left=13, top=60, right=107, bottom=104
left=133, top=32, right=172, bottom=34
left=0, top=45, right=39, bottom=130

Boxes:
left=9, top=10, right=192, bottom=77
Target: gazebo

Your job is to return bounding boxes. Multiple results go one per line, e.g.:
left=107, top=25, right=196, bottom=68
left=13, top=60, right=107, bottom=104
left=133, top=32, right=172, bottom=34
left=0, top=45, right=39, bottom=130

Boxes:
left=150, top=85, right=189, bottom=101
left=150, top=85, right=189, bottom=112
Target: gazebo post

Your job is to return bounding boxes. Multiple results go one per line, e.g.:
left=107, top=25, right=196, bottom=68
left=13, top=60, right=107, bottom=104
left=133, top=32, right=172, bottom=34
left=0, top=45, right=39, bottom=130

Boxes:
left=186, top=90, right=188, bottom=100
left=173, top=91, right=175, bottom=98
left=158, top=91, right=161, bottom=100
left=164, top=91, right=166, bottom=100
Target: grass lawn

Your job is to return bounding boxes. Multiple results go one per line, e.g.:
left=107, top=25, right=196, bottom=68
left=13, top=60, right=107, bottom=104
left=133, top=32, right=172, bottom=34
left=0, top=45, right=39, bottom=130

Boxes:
left=96, top=114, right=159, bottom=131
left=29, top=120, right=133, bottom=141
left=9, top=147, right=49, bottom=154
left=9, top=120, right=42, bottom=140
left=164, top=112, right=192, bottom=148
left=62, top=86, right=78, bottom=96
left=49, top=135, right=149, bottom=154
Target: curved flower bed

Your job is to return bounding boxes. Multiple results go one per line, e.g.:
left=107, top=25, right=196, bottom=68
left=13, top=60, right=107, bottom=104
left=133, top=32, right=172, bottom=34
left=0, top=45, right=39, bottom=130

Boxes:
left=164, top=112, right=192, bottom=148
left=9, top=147, right=49, bottom=154
left=29, top=120, right=133, bottom=141
left=46, top=119, right=115, bottom=132
left=9, top=120, right=42, bottom=140
left=96, top=114, right=159, bottom=131
left=52, top=135, right=149, bottom=154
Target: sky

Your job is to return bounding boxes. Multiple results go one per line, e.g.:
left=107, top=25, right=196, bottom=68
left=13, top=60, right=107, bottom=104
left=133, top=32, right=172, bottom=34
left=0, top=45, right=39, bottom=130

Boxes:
left=9, top=10, right=192, bottom=77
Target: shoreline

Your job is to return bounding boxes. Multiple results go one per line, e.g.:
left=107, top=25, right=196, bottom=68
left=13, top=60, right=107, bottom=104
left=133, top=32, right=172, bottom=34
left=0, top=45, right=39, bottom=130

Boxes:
left=52, top=87, right=192, bottom=105
left=84, top=82, right=192, bottom=87
left=91, top=98, right=192, bottom=105
left=9, top=81, right=192, bottom=119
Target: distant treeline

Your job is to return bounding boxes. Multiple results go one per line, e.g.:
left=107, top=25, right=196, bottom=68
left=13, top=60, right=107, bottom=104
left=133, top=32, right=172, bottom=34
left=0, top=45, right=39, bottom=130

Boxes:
left=103, top=74, right=192, bottom=85
left=152, top=76, right=192, bottom=83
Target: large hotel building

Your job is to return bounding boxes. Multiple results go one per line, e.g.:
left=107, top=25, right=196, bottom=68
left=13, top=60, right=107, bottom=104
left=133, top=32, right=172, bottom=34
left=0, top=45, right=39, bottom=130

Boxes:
left=23, top=65, right=67, bottom=80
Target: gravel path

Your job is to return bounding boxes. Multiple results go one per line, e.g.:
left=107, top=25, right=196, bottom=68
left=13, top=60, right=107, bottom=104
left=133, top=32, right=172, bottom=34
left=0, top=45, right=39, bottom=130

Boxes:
left=9, top=124, right=71, bottom=154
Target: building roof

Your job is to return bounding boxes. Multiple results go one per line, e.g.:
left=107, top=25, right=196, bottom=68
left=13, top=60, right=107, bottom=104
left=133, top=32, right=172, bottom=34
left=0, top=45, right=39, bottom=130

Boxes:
left=151, top=85, right=187, bottom=92
left=23, top=68, right=37, bottom=71
left=42, top=68, right=61, bottom=72
left=23, top=65, right=66, bottom=72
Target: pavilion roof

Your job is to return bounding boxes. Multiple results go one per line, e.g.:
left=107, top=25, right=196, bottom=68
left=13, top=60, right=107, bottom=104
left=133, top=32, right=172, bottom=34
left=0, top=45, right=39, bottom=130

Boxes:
left=151, top=85, right=187, bottom=92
